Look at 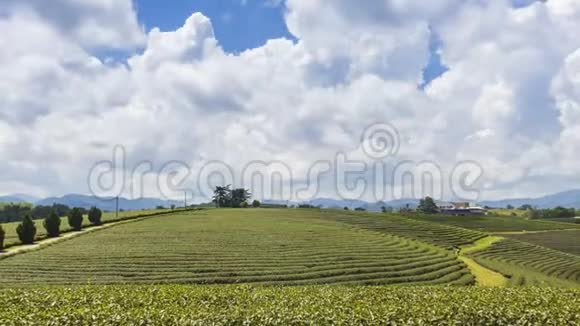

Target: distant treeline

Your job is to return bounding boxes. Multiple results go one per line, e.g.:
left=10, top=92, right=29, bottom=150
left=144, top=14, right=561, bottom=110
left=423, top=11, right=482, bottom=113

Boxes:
left=0, top=203, right=80, bottom=223
left=212, top=186, right=260, bottom=208
left=526, top=206, right=577, bottom=219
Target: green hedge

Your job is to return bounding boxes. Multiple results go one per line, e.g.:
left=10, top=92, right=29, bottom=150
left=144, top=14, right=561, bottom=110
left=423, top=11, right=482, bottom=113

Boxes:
left=0, top=285, right=577, bottom=324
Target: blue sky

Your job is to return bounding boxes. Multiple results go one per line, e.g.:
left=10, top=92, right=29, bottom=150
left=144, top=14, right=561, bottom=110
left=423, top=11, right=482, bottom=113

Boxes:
left=134, top=0, right=447, bottom=86
left=132, top=0, right=541, bottom=85
left=135, top=0, right=295, bottom=53
left=421, top=31, right=448, bottom=88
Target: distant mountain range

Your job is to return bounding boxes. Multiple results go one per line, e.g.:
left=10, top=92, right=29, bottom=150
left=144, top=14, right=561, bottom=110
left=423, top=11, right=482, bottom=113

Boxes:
left=478, top=189, right=580, bottom=209
left=263, top=198, right=417, bottom=212
left=0, top=194, right=40, bottom=204
left=271, top=189, right=580, bottom=211
left=0, top=194, right=181, bottom=211
left=3, top=188, right=580, bottom=211
left=302, top=198, right=418, bottom=212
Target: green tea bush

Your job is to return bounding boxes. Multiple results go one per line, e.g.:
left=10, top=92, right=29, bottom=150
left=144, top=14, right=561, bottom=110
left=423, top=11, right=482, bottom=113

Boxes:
left=469, top=238, right=580, bottom=286
left=0, top=210, right=474, bottom=287
left=0, top=285, right=577, bottom=325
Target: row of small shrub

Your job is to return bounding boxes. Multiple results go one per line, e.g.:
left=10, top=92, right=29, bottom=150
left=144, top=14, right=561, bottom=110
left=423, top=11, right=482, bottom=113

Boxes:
left=0, top=207, right=103, bottom=250
left=0, top=208, right=202, bottom=251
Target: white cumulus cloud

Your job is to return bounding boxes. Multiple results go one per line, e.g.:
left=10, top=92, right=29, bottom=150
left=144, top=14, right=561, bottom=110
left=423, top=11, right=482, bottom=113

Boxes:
left=1, top=0, right=580, bottom=201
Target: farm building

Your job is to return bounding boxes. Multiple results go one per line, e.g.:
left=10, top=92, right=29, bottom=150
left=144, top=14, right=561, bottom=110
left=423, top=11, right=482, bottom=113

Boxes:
left=438, top=202, right=487, bottom=216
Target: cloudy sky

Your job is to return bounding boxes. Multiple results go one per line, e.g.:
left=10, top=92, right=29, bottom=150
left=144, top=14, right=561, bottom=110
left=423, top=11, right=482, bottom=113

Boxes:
left=2, top=0, right=580, bottom=202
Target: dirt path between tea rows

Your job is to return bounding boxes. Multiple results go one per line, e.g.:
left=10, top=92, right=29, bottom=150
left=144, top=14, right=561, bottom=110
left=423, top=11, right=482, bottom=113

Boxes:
left=458, top=236, right=508, bottom=287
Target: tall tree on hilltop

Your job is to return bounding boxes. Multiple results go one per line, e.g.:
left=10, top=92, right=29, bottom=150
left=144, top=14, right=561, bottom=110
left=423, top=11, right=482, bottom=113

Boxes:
left=213, top=185, right=231, bottom=208
left=417, top=196, right=438, bottom=214
left=231, top=188, right=251, bottom=208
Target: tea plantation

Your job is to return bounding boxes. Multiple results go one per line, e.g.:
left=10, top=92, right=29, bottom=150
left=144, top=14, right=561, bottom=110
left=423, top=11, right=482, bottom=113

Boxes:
left=0, top=208, right=578, bottom=324
left=0, top=286, right=577, bottom=325
left=0, top=209, right=474, bottom=286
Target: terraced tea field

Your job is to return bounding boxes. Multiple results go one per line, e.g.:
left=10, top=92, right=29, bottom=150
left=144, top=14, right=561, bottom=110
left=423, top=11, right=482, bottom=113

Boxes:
left=402, top=213, right=580, bottom=232
left=0, top=208, right=171, bottom=248
left=501, top=230, right=580, bottom=255
left=1, top=208, right=579, bottom=289
left=317, top=210, right=486, bottom=249
left=469, top=238, right=580, bottom=287
left=0, top=209, right=474, bottom=286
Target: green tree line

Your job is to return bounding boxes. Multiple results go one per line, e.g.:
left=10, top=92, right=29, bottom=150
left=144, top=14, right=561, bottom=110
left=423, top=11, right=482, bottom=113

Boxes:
left=212, top=186, right=260, bottom=208
left=525, top=206, right=577, bottom=219
left=0, top=203, right=76, bottom=223
left=0, top=206, right=103, bottom=250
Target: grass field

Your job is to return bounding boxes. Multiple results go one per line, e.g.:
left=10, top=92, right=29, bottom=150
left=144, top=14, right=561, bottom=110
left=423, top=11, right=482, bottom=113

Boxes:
left=489, top=208, right=528, bottom=217
left=403, top=213, right=580, bottom=232
left=547, top=217, right=580, bottom=224
left=0, top=208, right=171, bottom=248
left=0, top=202, right=32, bottom=209
left=0, top=285, right=577, bottom=324
left=457, top=236, right=507, bottom=287
left=501, top=230, right=580, bottom=256
left=0, top=209, right=474, bottom=286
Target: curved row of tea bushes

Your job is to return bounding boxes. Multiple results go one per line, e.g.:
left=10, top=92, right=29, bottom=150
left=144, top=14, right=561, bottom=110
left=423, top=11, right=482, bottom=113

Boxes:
left=0, top=210, right=473, bottom=286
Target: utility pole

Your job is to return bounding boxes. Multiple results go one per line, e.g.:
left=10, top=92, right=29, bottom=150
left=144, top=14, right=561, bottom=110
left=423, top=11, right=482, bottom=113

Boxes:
left=184, top=191, right=187, bottom=208
left=115, top=196, right=119, bottom=219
